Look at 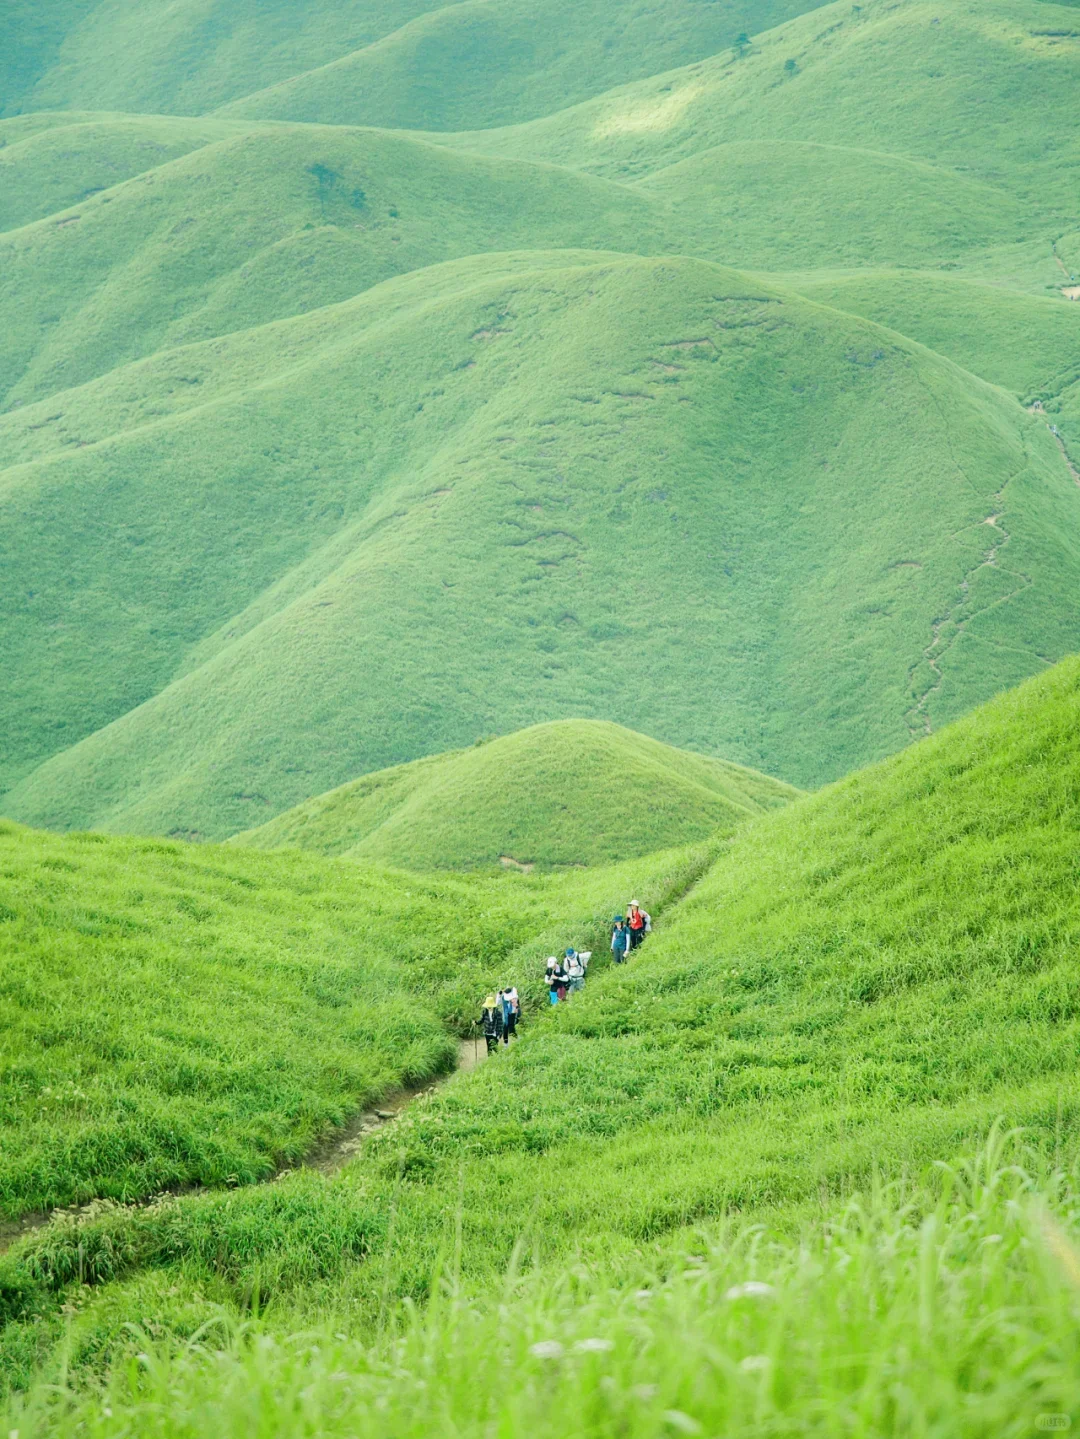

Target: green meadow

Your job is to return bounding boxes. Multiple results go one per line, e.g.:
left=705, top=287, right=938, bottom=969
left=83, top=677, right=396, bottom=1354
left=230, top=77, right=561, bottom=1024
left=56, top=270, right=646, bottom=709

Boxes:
left=11, top=1138, right=1080, bottom=1438
left=2, top=656, right=1080, bottom=1426
left=0, top=810, right=715, bottom=1215
left=3, top=253, right=1079, bottom=839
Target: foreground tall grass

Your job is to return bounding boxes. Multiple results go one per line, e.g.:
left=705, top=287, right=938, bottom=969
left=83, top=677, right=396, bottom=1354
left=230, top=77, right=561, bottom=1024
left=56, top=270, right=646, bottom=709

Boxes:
left=7, top=1131, right=1080, bottom=1437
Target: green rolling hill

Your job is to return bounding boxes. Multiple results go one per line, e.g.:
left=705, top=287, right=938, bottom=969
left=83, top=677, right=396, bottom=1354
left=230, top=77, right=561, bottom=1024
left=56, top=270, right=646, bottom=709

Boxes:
left=0, top=113, right=241, bottom=233
left=0, top=1, right=451, bottom=118
left=4, top=0, right=828, bottom=122
left=232, top=720, right=799, bottom=870
left=637, top=140, right=1033, bottom=271
left=0, top=810, right=709, bottom=1217
left=4, top=253, right=1079, bottom=839
left=5, top=0, right=1080, bottom=1424
left=789, top=271, right=1080, bottom=397
left=0, top=124, right=665, bottom=405
left=215, top=0, right=827, bottom=131
left=1, top=0, right=1079, bottom=844
left=451, top=0, right=1080, bottom=198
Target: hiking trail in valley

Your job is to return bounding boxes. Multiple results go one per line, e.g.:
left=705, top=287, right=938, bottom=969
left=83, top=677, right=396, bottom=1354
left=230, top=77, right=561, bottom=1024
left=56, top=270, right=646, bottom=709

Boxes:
left=0, top=1041, right=489, bottom=1254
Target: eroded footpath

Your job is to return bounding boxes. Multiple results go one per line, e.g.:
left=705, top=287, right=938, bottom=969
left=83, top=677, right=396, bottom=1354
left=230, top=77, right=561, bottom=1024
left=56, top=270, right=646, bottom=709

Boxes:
left=0, top=1040, right=491, bottom=1255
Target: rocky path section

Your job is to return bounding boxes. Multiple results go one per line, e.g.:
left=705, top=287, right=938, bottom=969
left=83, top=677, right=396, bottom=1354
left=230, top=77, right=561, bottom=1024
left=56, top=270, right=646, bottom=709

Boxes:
left=904, top=505, right=1029, bottom=738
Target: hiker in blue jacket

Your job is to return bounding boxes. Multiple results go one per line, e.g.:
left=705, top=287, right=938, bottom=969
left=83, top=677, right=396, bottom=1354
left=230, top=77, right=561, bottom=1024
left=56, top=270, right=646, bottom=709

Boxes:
left=611, top=915, right=632, bottom=963
left=499, top=986, right=519, bottom=1042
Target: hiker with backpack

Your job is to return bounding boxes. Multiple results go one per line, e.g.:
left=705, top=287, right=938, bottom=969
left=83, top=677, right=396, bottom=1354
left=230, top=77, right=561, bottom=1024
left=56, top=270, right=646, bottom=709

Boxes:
left=545, top=955, right=569, bottom=1004
left=565, top=947, right=590, bottom=993
left=500, top=985, right=519, bottom=1042
left=611, top=915, right=632, bottom=963
left=627, top=900, right=651, bottom=950
left=481, top=993, right=503, bottom=1054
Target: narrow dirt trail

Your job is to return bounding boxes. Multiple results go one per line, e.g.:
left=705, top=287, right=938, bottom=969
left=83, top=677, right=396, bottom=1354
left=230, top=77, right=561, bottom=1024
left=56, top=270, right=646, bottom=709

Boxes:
left=0, top=1041, right=492, bottom=1254
left=1029, top=401, right=1080, bottom=485
left=303, top=1040, right=489, bottom=1176
left=904, top=507, right=1026, bottom=738
left=0, top=890, right=695, bottom=1253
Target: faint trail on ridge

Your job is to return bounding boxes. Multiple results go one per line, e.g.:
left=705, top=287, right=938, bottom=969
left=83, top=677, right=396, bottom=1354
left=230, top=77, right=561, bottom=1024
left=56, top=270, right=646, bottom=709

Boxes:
left=1028, top=399, right=1080, bottom=485
left=904, top=506, right=1030, bottom=737
left=0, top=857, right=712, bottom=1251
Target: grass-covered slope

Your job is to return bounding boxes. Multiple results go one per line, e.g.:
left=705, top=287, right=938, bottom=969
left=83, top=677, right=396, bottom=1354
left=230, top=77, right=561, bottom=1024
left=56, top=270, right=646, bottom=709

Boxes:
left=0, top=125, right=662, bottom=406
left=0, top=0, right=450, bottom=119
left=26, top=1159, right=1080, bottom=1438
left=217, top=0, right=826, bottom=131
left=5, top=654, right=1080, bottom=1418
left=788, top=270, right=1080, bottom=477
left=0, top=816, right=708, bottom=1217
left=5, top=0, right=829, bottom=124
left=0, top=820, right=454, bottom=1215
left=247, top=653, right=1080, bottom=1244
left=456, top=0, right=1080, bottom=202
left=0, top=114, right=245, bottom=234
left=791, top=271, right=1080, bottom=398
left=3, top=0, right=1080, bottom=849
left=5, top=255, right=1079, bottom=837
left=233, top=720, right=799, bottom=870
left=638, top=141, right=1032, bottom=271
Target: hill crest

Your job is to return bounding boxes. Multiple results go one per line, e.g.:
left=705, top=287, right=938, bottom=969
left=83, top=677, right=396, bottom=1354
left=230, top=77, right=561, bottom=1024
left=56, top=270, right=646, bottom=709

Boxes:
left=232, top=718, right=799, bottom=870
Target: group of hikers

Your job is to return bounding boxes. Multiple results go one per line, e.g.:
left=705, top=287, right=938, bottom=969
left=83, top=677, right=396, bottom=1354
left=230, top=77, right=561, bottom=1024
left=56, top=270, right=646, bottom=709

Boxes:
left=478, top=900, right=652, bottom=1053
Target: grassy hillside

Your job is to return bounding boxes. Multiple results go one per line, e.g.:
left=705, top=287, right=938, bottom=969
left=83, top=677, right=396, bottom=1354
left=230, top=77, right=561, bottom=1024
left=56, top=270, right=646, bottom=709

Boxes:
left=5, top=0, right=829, bottom=124
left=791, top=270, right=1080, bottom=398
left=7, top=0, right=1080, bottom=1426
left=0, top=114, right=246, bottom=233
left=16, top=1152, right=1080, bottom=1436
left=2, top=116, right=1056, bottom=412
left=217, top=0, right=826, bottom=131
left=0, top=125, right=663, bottom=407
left=5, top=255, right=1079, bottom=837
left=0, top=1, right=450, bottom=118
left=639, top=140, right=1033, bottom=272
left=0, top=820, right=454, bottom=1215
left=233, top=720, right=799, bottom=869
left=453, top=0, right=1080, bottom=203
left=0, top=816, right=709, bottom=1217
left=5, top=654, right=1080, bottom=1422
left=3, top=0, right=1080, bottom=839
left=789, top=270, right=1080, bottom=478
